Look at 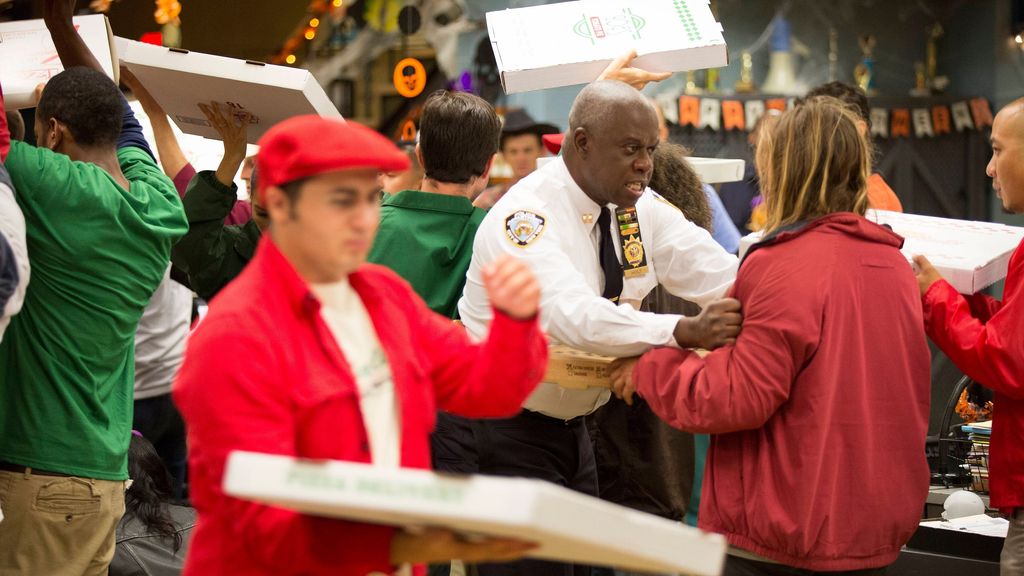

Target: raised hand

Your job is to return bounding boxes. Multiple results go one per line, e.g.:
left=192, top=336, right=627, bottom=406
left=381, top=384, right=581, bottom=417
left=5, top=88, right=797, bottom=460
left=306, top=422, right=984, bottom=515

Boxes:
left=597, top=49, right=672, bottom=91
left=482, top=255, right=541, bottom=321
left=198, top=101, right=251, bottom=187
left=43, top=0, right=76, bottom=24
left=912, top=255, right=943, bottom=296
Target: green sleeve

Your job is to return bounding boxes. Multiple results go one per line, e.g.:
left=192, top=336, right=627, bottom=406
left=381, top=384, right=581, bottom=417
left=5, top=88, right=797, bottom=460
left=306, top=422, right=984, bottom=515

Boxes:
left=117, top=146, right=189, bottom=238
left=5, top=141, right=78, bottom=219
left=171, top=170, right=258, bottom=301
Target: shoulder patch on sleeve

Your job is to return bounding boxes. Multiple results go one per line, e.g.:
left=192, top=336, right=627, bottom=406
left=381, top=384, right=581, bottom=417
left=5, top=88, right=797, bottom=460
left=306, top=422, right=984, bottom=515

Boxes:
left=504, top=210, right=547, bottom=247
left=651, top=191, right=682, bottom=213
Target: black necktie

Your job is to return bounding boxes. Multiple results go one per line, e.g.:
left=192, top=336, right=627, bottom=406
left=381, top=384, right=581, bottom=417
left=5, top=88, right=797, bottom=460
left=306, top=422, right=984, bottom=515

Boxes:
left=598, top=207, right=624, bottom=302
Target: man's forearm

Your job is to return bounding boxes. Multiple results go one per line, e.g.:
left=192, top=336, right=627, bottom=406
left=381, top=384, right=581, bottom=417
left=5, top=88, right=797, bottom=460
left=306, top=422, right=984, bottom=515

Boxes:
left=45, top=14, right=105, bottom=73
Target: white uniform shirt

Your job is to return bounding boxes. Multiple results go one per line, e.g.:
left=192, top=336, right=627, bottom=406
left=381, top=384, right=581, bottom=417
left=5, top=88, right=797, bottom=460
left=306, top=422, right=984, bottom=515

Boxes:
left=458, top=157, right=738, bottom=419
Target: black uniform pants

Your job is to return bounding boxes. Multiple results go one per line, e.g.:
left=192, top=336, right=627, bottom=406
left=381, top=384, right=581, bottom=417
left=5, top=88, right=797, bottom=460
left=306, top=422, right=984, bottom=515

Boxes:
left=473, top=409, right=598, bottom=576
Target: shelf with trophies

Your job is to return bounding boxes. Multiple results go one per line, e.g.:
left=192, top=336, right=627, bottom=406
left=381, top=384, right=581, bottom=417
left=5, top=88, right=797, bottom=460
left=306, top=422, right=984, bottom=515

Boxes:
left=667, top=15, right=992, bottom=222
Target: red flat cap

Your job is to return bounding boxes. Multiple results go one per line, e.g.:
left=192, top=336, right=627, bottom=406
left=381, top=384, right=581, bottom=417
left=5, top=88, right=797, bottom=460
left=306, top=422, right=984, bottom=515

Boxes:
left=257, top=115, right=411, bottom=202
left=542, top=132, right=564, bottom=155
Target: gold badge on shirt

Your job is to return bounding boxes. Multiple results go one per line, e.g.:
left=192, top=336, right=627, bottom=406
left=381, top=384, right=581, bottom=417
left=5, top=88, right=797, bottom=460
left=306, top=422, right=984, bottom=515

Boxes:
left=505, top=210, right=546, bottom=247
left=616, top=207, right=649, bottom=278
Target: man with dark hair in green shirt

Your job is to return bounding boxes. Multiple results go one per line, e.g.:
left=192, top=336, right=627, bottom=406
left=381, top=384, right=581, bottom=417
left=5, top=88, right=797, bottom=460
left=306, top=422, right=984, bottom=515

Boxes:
left=367, top=89, right=500, bottom=319
left=366, top=95, right=500, bottom=572
left=0, top=1, right=187, bottom=574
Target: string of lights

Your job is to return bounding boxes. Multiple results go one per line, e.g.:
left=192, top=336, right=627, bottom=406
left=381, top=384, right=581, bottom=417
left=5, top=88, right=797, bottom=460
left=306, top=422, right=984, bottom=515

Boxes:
left=272, top=0, right=348, bottom=65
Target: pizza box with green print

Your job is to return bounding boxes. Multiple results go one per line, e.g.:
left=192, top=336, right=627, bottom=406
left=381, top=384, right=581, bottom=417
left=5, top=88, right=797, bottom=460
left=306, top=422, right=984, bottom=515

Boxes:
left=487, top=0, right=727, bottom=94
left=224, top=451, right=727, bottom=575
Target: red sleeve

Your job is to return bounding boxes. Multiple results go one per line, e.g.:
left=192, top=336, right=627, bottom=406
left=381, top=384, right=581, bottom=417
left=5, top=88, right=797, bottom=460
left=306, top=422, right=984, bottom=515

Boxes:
left=0, top=85, right=10, bottom=162
left=225, top=200, right=253, bottom=226
left=172, top=163, right=197, bottom=199
left=965, top=292, right=1003, bottom=323
left=410, top=286, right=548, bottom=418
left=634, top=254, right=819, bottom=434
left=173, top=315, right=396, bottom=574
left=923, top=278, right=1024, bottom=399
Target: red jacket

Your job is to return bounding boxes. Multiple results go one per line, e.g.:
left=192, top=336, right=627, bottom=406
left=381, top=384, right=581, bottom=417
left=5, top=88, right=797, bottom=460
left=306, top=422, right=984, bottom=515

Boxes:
left=173, top=237, right=547, bottom=576
left=634, top=213, right=931, bottom=571
left=923, top=240, right=1024, bottom=514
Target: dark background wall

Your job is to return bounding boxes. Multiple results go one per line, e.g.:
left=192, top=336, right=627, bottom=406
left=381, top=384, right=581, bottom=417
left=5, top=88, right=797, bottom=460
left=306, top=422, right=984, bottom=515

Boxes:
left=17, top=0, right=310, bottom=61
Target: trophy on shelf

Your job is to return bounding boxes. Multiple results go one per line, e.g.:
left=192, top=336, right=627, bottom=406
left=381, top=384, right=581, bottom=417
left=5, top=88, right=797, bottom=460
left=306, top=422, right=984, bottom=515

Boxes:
left=926, top=23, right=950, bottom=93
left=684, top=70, right=704, bottom=95
left=910, top=61, right=930, bottom=97
left=704, top=0, right=720, bottom=93
left=828, top=28, right=839, bottom=83
left=853, top=34, right=877, bottom=95
left=734, top=51, right=757, bottom=93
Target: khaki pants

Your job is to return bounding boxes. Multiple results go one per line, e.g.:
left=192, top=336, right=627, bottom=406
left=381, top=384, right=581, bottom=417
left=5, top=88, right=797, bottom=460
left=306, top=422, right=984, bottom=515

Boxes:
left=0, top=469, right=126, bottom=576
left=1003, top=509, right=1024, bottom=576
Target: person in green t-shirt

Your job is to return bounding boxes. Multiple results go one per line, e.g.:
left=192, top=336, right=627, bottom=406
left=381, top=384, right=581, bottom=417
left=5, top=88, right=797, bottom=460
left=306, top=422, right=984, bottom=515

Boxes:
left=0, top=2, right=187, bottom=574
left=366, top=91, right=500, bottom=576
left=367, top=90, right=500, bottom=320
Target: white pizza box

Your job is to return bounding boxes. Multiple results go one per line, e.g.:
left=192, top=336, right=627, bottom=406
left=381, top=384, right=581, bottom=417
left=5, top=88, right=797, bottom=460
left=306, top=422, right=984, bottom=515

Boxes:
left=0, top=15, right=117, bottom=110
left=224, top=451, right=727, bottom=575
left=536, top=156, right=744, bottom=184
left=115, top=37, right=341, bottom=144
left=687, top=158, right=744, bottom=184
left=737, top=209, right=1024, bottom=294
left=487, top=0, right=728, bottom=94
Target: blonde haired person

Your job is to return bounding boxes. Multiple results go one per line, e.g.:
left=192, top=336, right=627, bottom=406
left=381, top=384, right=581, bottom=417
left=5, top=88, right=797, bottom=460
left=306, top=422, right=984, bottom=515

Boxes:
left=609, top=97, right=931, bottom=575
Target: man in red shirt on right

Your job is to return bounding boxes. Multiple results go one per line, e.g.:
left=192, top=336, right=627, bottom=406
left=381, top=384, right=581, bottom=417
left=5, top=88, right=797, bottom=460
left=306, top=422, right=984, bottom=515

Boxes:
left=915, top=98, right=1024, bottom=576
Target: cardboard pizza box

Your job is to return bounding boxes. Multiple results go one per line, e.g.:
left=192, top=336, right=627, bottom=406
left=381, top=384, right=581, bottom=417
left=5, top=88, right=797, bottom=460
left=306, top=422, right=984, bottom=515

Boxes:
left=0, top=15, right=117, bottom=110
left=737, top=210, right=1024, bottom=294
left=115, top=37, right=341, bottom=144
left=224, top=451, right=727, bottom=575
left=487, top=0, right=728, bottom=94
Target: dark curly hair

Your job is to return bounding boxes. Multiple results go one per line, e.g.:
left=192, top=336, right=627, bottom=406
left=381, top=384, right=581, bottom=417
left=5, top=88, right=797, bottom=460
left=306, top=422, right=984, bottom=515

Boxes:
left=127, top=434, right=183, bottom=552
left=36, top=67, right=122, bottom=148
left=649, top=142, right=713, bottom=232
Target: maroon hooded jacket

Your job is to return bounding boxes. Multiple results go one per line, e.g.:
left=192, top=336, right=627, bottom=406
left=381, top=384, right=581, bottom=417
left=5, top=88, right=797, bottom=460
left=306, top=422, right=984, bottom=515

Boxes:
left=634, top=213, right=931, bottom=571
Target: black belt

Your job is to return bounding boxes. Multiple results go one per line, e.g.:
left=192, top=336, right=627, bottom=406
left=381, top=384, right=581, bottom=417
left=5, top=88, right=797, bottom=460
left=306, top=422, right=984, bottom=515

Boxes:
left=0, top=461, right=73, bottom=477
left=521, top=409, right=586, bottom=427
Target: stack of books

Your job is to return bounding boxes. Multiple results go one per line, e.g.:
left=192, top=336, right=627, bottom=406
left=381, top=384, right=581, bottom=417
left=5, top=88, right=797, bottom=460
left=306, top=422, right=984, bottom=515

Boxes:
left=960, top=420, right=992, bottom=492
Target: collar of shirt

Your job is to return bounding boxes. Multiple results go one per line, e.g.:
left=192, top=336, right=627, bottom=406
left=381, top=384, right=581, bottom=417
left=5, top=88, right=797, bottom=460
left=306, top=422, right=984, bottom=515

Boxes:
left=252, top=236, right=382, bottom=320
left=552, top=158, right=604, bottom=234
left=383, top=189, right=478, bottom=215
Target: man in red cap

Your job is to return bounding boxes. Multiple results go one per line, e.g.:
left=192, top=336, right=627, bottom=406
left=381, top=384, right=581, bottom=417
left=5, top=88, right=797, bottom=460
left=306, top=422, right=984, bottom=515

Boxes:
left=173, top=115, right=548, bottom=576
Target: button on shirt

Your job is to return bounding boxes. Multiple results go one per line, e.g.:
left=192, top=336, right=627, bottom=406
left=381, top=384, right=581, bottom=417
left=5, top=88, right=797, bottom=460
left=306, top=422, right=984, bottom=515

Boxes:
left=459, top=157, right=738, bottom=419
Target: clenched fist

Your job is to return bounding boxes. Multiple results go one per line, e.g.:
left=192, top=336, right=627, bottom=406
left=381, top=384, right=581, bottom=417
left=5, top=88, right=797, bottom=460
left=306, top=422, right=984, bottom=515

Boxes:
left=673, top=298, right=743, bottom=350
left=483, top=255, right=541, bottom=321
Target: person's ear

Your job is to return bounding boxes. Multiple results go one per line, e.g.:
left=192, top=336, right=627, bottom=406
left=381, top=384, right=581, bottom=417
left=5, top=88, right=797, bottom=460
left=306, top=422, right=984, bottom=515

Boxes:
left=263, top=186, right=291, bottom=223
left=46, top=118, right=64, bottom=152
left=480, top=154, right=496, bottom=181
left=415, top=144, right=425, bottom=171
left=856, top=119, right=868, bottom=137
left=572, top=127, right=589, bottom=158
